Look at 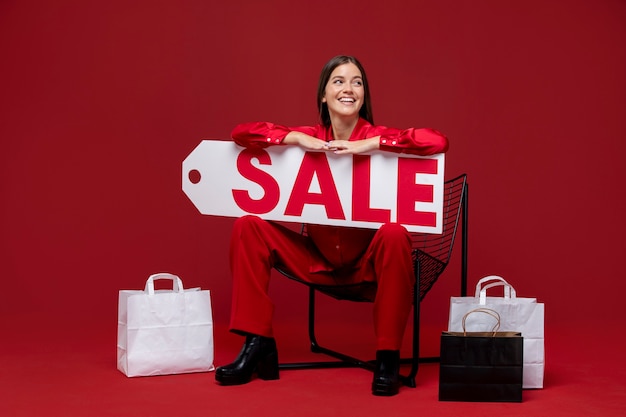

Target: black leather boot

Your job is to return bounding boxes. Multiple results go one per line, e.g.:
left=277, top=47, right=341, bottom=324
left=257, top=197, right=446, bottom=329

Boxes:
left=371, top=350, right=401, bottom=396
left=215, top=334, right=279, bottom=385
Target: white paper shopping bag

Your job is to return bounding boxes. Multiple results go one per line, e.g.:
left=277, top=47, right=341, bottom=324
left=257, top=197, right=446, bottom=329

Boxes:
left=447, top=276, right=545, bottom=389
left=117, top=273, right=215, bottom=377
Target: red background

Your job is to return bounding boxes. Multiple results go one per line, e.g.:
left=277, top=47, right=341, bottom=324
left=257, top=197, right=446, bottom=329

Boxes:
left=1, top=0, right=625, bottom=356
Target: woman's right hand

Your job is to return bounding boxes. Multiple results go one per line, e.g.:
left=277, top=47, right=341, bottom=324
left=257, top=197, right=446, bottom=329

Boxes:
left=283, top=131, right=328, bottom=150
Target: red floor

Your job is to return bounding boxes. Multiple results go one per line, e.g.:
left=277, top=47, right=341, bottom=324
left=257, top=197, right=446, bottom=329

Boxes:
left=1, top=314, right=625, bottom=417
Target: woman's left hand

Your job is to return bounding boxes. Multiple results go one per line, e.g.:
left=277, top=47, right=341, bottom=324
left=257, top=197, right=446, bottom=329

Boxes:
left=325, top=137, right=380, bottom=155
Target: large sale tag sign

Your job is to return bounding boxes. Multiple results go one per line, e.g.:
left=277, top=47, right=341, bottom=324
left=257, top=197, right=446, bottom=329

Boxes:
left=183, top=140, right=445, bottom=234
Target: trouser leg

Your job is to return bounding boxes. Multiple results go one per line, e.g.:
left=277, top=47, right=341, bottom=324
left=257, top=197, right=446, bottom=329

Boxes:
left=229, top=215, right=332, bottom=337
left=360, top=223, right=415, bottom=351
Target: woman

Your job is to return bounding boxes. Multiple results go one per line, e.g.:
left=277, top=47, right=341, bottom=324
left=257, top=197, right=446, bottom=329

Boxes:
left=215, top=55, right=449, bottom=396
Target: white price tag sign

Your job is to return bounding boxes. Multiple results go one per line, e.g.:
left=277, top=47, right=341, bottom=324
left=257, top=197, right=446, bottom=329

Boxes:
left=182, top=140, right=445, bottom=233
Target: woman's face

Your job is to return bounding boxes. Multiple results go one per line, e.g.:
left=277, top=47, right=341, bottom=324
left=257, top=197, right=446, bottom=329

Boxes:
left=322, top=62, right=364, bottom=121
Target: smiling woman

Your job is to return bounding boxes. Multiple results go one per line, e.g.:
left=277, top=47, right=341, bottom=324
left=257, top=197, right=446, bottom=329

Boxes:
left=218, top=55, right=448, bottom=396
left=317, top=55, right=371, bottom=136
left=321, top=63, right=365, bottom=139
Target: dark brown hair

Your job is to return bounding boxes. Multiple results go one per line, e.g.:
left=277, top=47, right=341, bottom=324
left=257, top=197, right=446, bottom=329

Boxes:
left=316, top=55, right=374, bottom=127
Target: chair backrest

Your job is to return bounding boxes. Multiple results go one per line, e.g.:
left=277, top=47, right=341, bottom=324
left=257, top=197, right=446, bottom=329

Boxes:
left=412, top=174, right=468, bottom=300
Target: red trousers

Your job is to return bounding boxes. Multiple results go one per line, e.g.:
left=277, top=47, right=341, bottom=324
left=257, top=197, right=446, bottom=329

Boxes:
left=228, top=215, right=415, bottom=350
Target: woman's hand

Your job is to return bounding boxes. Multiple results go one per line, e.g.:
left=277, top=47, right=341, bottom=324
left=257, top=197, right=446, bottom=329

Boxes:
left=325, top=136, right=380, bottom=155
left=284, top=132, right=381, bottom=155
left=283, top=131, right=328, bottom=150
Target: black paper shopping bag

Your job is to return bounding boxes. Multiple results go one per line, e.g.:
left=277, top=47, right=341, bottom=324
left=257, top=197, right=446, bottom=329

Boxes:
left=439, top=308, right=523, bottom=402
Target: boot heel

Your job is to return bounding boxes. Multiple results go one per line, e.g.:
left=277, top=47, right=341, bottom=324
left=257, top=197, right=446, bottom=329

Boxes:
left=215, top=334, right=279, bottom=385
left=257, top=351, right=279, bottom=380
left=372, top=350, right=401, bottom=396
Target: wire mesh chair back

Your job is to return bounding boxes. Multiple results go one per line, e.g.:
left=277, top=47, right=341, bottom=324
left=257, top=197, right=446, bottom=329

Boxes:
left=412, top=173, right=467, bottom=301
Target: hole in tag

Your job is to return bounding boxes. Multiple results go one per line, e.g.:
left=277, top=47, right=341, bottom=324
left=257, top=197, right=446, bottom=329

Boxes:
left=188, top=169, right=201, bottom=184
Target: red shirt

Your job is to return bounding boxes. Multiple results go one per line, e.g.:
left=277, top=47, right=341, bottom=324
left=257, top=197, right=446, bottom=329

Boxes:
left=231, top=118, right=449, bottom=155
left=230, top=118, right=449, bottom=270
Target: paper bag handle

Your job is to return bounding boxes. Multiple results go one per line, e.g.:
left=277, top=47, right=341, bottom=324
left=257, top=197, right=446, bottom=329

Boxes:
left=462, top=308, right=501, bottom=336
left=145, top=273, right=184, bottom=295
left=474, top=275, right=517, bottom=303
left=474, top=275, right=510, bottom=296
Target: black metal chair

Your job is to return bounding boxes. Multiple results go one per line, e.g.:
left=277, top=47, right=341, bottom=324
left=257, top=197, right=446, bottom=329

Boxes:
left=276, top=173, right=468, bottom=388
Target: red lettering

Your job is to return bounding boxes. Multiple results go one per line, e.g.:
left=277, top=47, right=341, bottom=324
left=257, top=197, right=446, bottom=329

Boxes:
left=397, top=158, right=437, bottom=227
left=232, top=148, right=280, bottom=214
left=285, top=152, right=345, bottom=219
left=352, top=155, right=391, bottom=223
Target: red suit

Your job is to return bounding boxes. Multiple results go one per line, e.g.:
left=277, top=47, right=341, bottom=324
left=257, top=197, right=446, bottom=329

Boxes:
left=229, top=119, right=448, bottom=350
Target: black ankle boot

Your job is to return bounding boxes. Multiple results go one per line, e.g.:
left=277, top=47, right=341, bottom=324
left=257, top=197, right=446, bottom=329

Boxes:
left=215, top=334, right=279, bottom=385
left=372, top=350, right=401, bottom=396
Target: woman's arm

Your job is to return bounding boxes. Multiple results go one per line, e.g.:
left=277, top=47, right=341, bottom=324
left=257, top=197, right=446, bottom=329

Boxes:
left=325, top=137, right=380, bottom=155
left=325, top=127, right=448, bottom=156
left=323, top=119, right=449, bottom=156
left=231, top=122, right=325, bottom=150
left=377, top=127, right=449, bottom=155
left=231, top=122, right=290, bottom=147
left=283, top=131, right=328, bottom=151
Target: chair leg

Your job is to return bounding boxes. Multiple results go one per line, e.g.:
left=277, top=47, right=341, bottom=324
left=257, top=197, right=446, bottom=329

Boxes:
left=310, top=287, right=373, bottom=369
left=280, top=286, right=422, bottom=389
left=279, top=287, right=371, bottom=370
left=402, top=263, right=420, bottom=388
left=307, top=286, right=321, bottom=353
